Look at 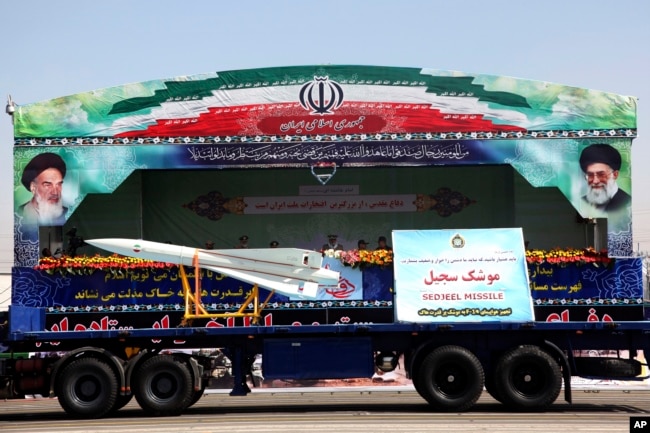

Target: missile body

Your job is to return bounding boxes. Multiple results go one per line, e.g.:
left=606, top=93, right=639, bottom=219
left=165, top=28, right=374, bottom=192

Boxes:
left=86, top=238, right=339, bottom=299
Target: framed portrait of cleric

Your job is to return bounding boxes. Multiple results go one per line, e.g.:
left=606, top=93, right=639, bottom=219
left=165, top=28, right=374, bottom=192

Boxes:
left=572, top=143, right=632, bottom=235
left=16, top=152, right=69, bottom=227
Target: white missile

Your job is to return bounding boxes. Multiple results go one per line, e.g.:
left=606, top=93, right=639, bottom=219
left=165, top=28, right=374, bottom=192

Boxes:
left=85, top=238, right=339, bottom=299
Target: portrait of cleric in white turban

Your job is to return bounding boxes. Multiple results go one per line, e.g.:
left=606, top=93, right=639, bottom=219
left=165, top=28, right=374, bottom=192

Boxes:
left=579, top=143, right=631, bottom=214
left=18, top=152, right=68, bottom=226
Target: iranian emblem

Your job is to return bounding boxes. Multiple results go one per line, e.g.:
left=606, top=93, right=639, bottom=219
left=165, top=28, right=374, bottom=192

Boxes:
left=450, top=234, right=466, bottom=249
left=299, top=76, right=344, bottom=115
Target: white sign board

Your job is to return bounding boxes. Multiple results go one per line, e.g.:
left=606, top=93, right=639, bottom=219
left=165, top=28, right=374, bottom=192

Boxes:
left=393, top=228, right=534, bottom=322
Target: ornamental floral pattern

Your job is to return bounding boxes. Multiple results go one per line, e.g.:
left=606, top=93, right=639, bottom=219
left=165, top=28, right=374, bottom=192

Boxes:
left=525, top=247, right=612, bottom=266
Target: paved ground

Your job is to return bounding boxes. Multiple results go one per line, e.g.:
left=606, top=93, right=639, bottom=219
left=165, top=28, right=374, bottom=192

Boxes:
left=1, top=389, right=648, bottom=433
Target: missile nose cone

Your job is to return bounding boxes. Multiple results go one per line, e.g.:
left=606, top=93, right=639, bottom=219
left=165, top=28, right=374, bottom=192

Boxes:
left=85, top=239, right=108, bottom=249
left=85, top=238, right=188, bottom=265
left=86, top=238, right=144, bottom=256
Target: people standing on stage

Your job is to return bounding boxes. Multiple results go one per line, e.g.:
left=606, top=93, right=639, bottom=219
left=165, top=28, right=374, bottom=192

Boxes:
left=375, top=236, right=392, bottom=251
left=322, top=234, right=344, bottom=251
left=236, top=235, right=249, bottom=248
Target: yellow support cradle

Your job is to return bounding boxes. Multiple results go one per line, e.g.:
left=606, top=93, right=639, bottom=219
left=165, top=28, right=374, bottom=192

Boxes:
left=178, top=251, right=275, bottom=325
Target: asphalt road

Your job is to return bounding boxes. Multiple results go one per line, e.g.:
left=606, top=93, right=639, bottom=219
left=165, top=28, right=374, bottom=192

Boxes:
left=1, top=389, right=648, bottom=433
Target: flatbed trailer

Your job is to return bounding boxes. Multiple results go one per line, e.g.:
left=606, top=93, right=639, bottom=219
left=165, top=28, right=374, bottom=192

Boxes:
left=2, top=307, right=649, bottom=417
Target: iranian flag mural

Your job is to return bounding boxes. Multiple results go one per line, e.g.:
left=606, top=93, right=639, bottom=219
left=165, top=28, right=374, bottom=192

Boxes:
left=13, top=65, right=635, bottom=139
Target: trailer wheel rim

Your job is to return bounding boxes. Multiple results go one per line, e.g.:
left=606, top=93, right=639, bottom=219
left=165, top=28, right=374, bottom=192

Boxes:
left=433, top=362, right=472, bottom=398
left=150, top=371, right=180, bottom=400
left=509, top=363, right=548, bottom=397
left=74, top=374, right=103, bottom=402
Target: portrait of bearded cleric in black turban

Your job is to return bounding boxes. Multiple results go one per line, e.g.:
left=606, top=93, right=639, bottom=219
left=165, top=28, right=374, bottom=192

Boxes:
left=579, top=144, right=631, bottom=214
left=18, top=152, right=68, bottom=226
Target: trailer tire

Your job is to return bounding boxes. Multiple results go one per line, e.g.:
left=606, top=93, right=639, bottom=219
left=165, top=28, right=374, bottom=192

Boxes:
left=109, top=393, right=133, bottom=413
left=415, top=345, right=484, bottom=412
left=133, top=355, right=193, bottom=416
left=494, top=345, right=562, bottom=410
left=55, top=357, right=118, bottom=418
left=188, top=384, right=206, bottom=407
left=573, top=357, right=641, bottom=378
left=484, top=373, right=503, bottom=403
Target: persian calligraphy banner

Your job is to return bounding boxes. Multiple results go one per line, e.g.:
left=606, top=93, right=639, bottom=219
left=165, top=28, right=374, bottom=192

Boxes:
left=245, top=195, right=412, bottom=214
left=393, top=228, right=534, bottom=322
left=529, top=257, right=643, bottom=303
left=316, top=257, right=363, bottom=300
left=11, top=262, right=386, bottom=312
